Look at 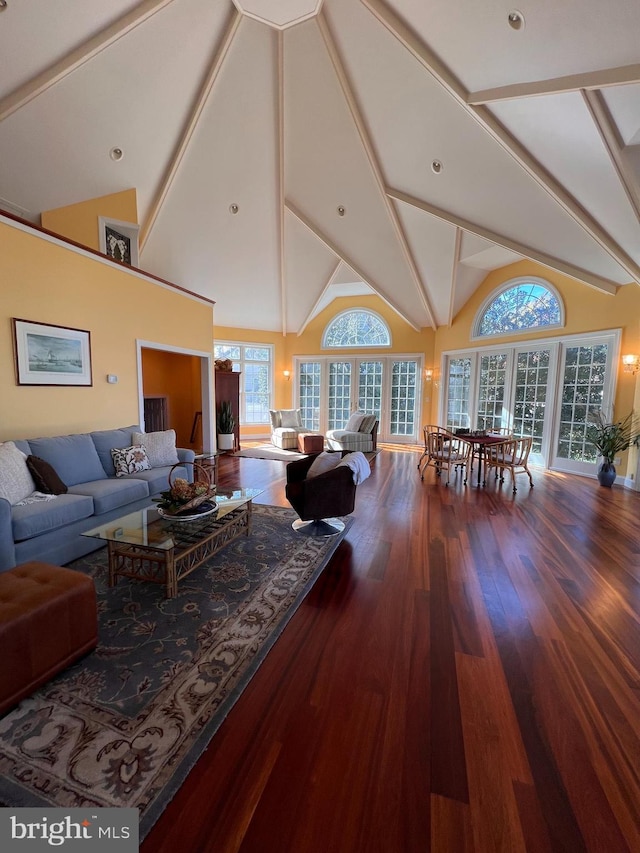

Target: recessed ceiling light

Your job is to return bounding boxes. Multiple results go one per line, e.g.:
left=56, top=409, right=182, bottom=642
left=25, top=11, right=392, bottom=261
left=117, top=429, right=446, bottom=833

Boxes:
left=431, top=160, right=443, bottom=174
left=508, top=10, right=525, bottom=30
left=109, top=147, right=123, bottom=161
left=229, top=203, right=239, bottom=214
left=337, top=206, right=345, bottom=216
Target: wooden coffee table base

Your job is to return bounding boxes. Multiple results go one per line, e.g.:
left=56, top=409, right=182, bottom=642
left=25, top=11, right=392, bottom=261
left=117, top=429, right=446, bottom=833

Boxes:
left=107, top=504, right=251, bottom=598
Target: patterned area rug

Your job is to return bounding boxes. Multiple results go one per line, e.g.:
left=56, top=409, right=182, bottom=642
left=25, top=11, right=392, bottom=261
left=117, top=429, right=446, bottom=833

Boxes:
left=0, top=504, right=350, bottom=838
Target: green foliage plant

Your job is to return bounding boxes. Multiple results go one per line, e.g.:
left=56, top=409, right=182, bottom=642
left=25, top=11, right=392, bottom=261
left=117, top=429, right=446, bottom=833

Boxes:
left=217, top=400, right=235, bottom=434
left=587, top=410, right=640, bottom=464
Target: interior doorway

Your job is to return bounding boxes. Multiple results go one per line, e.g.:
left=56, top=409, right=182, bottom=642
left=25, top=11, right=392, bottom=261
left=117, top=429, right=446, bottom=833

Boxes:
left=136, top=340, right=214, bottom=453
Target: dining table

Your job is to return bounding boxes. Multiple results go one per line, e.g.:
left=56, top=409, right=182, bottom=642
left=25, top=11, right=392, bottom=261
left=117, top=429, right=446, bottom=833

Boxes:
left=460, top=432, right=507, bottom=487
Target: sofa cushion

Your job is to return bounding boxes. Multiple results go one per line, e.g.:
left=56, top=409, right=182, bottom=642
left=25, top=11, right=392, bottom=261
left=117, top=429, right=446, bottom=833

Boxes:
left=26, top=455, right=68, bottom=495
left=28, top=434, right=107, bottom=487
left=307, top=452, right=342, bottom=478
left=12, top=494, right=95, bottom=541
left=126, top=464, right=188, bottom=495
left=90, top=425, right=140, bottom=475
left=326, top=429, right=374, bottom=451
left=345, top=412, right=365, bottom=432
left=359, top=414, right=377, bottom=434
left=279, top=410, right=302, bottom=429
left=0, top=442, right=36, bottom=505
left=68, top=477, right=149, bottom=515
left=132, top=429, right=180, bottom=467
left=111, top=445, right=151, bottom=477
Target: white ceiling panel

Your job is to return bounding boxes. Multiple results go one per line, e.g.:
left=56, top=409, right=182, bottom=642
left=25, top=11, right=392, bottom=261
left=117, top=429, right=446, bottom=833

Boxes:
left=142, top=16, right=282, bottom=330
left=385, top=0, right=640, bottom=92
left=0, top=0, right=141, bottom=99
left=491, top=91, right=640, bottom=266
left=1, top=0, right=639, bottom=331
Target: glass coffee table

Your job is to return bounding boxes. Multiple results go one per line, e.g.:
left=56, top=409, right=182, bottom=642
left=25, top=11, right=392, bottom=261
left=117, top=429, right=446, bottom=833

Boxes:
left=82, top=487, right=263, bottom=598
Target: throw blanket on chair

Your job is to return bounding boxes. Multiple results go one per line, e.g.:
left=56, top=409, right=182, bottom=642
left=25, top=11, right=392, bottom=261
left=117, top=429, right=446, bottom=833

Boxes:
left=338, top=451, right=371, bottom=485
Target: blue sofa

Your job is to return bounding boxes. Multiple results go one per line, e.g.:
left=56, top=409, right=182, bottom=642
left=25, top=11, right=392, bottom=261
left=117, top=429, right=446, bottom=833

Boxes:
left=0, top=425, right=195, bottom=571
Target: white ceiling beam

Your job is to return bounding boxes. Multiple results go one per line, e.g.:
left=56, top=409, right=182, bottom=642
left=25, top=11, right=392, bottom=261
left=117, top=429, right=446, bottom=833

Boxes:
left=0, top=0, right=177, bottom=123
left=387, top=187, right=619, bottom=296
left=581, top=89, right=640, bottom=225
left=448, top=228, right=462, bottom=327
left=362, top=0, right=640, bottom=286
left=139, top=8, right=241, bottom=250
left=469, top=64, right=640, bottom=105
left=286, top=199, right=422, bottom=330
left=317, top=11, right=436, bottom=330
left=278, top=30, right=287, bottom=336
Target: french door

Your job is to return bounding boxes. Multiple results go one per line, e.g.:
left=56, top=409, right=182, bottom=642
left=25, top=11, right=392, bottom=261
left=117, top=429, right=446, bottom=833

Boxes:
left=295, top=356, right=421, bottom=442
left=443, top=331, right=619, bottom=473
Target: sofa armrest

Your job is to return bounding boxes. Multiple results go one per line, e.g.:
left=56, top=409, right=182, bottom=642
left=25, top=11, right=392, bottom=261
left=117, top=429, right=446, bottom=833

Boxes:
left=176, top=447, right=196, bottom=482
left=0, top=498, right=16, bottom=571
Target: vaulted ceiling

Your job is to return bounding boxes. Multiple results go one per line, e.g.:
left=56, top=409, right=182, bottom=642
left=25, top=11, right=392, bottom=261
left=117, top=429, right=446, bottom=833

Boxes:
left=2, top=0, right=640, bottom=333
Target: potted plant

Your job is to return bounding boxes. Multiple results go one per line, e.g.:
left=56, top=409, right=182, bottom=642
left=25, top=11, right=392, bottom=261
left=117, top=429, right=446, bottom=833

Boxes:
left=217, top=400, right=235, bottom=451
left=587, top=409, right=639, bottom=487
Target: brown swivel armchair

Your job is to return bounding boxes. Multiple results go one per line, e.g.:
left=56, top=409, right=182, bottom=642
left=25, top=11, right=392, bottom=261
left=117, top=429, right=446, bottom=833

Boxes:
left=285, top=453, right=357, bottom=536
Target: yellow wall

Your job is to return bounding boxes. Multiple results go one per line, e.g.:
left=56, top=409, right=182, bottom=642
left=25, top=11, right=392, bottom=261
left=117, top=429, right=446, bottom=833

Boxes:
left=0, top=219, right=213, bottom=441
left=41, top=189, right=138, bottom=250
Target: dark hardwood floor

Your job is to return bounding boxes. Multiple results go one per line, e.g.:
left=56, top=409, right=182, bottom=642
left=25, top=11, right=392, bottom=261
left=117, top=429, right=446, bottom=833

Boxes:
left=142, top=445, right=640, bottom=852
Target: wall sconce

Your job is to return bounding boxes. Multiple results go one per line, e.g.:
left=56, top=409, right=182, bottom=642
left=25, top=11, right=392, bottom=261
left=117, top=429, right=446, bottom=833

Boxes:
left=622, top=354, right=640, bottom=375
left=283, top=370, right=291, bottom=381
left=424, top=368, right=433, bottom=381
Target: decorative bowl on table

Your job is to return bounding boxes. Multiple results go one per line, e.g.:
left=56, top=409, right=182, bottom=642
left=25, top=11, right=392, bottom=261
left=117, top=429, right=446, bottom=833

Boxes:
left=153, top=463, right=217, bottom=521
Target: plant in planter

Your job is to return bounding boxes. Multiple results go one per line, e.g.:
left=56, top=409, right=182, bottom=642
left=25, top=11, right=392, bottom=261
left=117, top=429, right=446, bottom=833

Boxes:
left=587, top=409, right=640, bottom=487
left=217, top=400, right=235, bottom=451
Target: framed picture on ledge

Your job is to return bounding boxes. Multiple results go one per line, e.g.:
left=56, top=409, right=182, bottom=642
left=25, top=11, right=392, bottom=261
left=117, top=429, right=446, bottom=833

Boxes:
left=13, top=318, right=93, bottom=386
left=98, top=217, right=139, bottom=267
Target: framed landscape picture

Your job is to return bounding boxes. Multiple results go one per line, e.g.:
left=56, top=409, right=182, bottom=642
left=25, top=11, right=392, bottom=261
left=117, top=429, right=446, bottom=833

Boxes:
left=13, top=319, right=93, bottom=386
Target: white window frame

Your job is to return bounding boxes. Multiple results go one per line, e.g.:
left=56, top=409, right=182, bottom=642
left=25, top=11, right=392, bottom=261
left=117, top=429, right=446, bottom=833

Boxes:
left=472, top=276, right=565, bottom=341
left=440, top=328, right=621, bottom=473
left=321, top=309, right=392, bottom=349
left=213, top=341, right=274, bottom=425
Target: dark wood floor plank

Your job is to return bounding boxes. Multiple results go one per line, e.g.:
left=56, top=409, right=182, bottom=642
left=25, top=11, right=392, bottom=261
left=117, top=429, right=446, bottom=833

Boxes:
left=141, top=447, right=640, bottom=853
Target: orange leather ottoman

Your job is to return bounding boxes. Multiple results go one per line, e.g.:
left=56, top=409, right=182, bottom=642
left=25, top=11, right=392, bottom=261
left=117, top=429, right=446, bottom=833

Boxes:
left=0, top=561, right=98, bottom=715
left=297, top=433, right=324, bottom=454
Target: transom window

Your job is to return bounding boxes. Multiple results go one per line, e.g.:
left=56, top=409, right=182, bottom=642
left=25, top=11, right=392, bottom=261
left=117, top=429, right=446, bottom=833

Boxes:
left=322, top=309, right=391, bottom=348
left=474, top=277, right=563, bottom=339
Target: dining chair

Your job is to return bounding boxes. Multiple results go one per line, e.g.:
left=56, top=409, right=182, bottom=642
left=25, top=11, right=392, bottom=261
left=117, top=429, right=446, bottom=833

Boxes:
left=421, top=429, right=469, bottom=485
left=467, top=425, right=513, bottom=477
left=418, top=425, right=452, bottom=477
left=485, top=435, right=534, bottom=492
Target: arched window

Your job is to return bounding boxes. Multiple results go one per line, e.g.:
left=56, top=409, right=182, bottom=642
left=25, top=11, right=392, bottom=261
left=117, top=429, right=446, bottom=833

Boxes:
left=473, top=277, right=563, bottom=338
left=322, top=309, right=391, bottom=348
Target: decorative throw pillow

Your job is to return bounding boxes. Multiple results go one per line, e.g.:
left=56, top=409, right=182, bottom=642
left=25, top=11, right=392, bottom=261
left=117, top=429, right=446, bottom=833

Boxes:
left=279, top=410, right=302, bottom=429
left=131, top=430, right=179, bottom=467
left=111, top=445, right=151, bottom=478
left=359, top=414, right=377, bottom=434
left=345, top=412, right=365, bottom=432
left=26, top=455, right=68, bottom=494
left=0, top=441, right=36, bottom=505
left=306, top=451, right=343, bottom=479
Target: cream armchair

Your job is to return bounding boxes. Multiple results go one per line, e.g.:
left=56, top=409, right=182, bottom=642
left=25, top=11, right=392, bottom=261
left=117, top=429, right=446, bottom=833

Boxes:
left=326, top=413, right=378, bottom=453
left=269, top=409, right=307, bottom=450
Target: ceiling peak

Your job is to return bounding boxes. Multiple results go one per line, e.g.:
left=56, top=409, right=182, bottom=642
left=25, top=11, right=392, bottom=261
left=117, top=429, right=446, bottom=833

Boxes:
left=232, top=0, right=323, bottom=30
